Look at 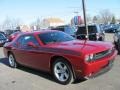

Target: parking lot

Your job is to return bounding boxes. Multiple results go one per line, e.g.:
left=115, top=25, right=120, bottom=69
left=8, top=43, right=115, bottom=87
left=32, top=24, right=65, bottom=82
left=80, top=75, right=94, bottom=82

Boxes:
left=0, top=34, right=120, bottom=90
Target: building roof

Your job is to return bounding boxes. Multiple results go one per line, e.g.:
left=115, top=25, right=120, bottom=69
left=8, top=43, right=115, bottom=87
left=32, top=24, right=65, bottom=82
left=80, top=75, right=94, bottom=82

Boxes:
left=45, top=18, right=64, bottom=23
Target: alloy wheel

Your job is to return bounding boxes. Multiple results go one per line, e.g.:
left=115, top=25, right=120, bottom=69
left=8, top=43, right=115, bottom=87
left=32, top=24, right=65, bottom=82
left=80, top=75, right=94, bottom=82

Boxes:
left=8, top=54, right=17, bottom=68
left=52, top=59, right=74, bottom=85
left=54, top=62, right=69, bottom=82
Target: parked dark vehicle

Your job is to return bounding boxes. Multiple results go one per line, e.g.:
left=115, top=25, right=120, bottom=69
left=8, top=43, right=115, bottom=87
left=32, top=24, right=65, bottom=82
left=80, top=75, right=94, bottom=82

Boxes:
left=0, top=33, right=7, bottom=46
left=8, top=31, right=22, bottom=42
left=5, top=29, right=21, bottom=36
left=113, top=27, right=120, bottom=53
left=76, top=25, right=105, bottom=41
left=104, top=24, right=119, bottom=33
left=105, top=28, right=116, bottom=33
left=0, top=31, right=6, bottom=35
left=50, top=25, right=76, bottom=37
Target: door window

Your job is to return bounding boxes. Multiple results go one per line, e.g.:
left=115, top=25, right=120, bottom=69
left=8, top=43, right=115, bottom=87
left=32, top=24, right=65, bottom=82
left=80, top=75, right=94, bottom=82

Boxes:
left=17, top=35, right=39, bottom=48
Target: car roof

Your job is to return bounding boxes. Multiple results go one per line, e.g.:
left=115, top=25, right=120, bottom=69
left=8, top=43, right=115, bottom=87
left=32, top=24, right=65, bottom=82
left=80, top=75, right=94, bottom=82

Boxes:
left=20, top=30, right=59, bottom=35
left=0, top=33, right=5, bottom=36
left=77, top=24, right=99, bottom=27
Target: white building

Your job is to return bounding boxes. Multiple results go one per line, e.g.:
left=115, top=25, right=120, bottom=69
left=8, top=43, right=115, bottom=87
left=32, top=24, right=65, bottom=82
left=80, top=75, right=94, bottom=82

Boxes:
left=41, top=18, right=65, bottom=28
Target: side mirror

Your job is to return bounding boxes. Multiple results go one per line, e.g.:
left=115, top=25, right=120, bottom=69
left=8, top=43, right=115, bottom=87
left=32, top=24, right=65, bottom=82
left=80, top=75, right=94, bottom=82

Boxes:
left=27, top=42, right=38, bottom=48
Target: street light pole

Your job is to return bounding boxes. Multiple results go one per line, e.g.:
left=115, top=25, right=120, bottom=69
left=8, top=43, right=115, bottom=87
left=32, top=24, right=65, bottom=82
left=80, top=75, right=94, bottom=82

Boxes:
left=82, top=0, right=89, bottom=40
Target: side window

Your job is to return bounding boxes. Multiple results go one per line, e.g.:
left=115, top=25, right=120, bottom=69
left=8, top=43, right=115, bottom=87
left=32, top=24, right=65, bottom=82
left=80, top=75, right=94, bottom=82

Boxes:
left=17, top=36, right=24, bottom=44
left=21, top=35, right=39, bottom=46
left=0, top=33, right=6, bottom=39
left=14, top=36, right=24, bottom=47
left=59, top=27, right=65, bottom=32
left=97, top=25, right=101, bottom=33
left=17, top=35, right=39, bottom=48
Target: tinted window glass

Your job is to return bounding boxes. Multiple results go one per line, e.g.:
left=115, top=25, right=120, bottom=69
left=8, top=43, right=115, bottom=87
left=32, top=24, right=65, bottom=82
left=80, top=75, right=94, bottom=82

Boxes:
left=22, top=35, right=39, bottom=46
left=77, top=26, right=97, bottom=35
left=17, top=35, right=39, bottom=47
left=17, top=36, right=24, bottom=44
left=39, top=31, right=75, bottom=44
left=0, top=33, right=6, bottom=39
left=51, top=27, right=64, bottom=31
left=65, top=26, right=76, bottom=35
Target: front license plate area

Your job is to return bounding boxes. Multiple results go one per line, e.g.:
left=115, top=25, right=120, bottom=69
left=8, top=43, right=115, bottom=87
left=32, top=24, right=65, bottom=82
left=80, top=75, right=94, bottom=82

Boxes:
left=108, top=60, right=114, bottom=67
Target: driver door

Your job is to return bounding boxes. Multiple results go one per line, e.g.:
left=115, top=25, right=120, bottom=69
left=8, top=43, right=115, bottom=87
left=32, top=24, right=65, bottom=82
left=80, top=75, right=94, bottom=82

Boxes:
left=14, top=34, right=44, bottom=69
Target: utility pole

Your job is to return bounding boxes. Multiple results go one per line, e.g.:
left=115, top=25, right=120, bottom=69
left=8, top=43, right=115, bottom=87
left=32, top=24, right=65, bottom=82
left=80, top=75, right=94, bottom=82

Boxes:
left=82, top=0, right=89, bottom=40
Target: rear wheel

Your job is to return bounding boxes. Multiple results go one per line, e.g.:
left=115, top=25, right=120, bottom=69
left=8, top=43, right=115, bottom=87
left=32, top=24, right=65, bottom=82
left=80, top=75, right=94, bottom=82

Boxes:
left=52, top=58, right=74, bottom=85
left=102, top=35, right=105, bottom=41
left=99, top=35, right=105, bottom=41
left=8, top=53, right=17, bottom=68
left=117, top=40, right=120, bottom=54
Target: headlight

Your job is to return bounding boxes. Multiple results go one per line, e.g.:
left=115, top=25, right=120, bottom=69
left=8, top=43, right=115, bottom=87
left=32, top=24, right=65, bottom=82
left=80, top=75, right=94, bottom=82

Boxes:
left=90, top=54, right=94, bottom=60
left=85, top=54, right=94, bottom=62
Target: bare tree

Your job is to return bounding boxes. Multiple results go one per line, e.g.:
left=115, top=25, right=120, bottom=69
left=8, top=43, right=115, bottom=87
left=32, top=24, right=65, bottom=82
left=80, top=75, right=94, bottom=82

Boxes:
left=117, top=19, right=120, bottom=24
left=92, top=15, right=98, bottom=24
left=99, top=9, right=114, bottom=24
left=86, top=14, right=92, bottom=24
left=111, top=16, right=116, bottom=24
left=2, top=17, right=22, bottom=31
left=30, top=17, right=41, bottom=30
left=2, top=17, right=13, bottom=30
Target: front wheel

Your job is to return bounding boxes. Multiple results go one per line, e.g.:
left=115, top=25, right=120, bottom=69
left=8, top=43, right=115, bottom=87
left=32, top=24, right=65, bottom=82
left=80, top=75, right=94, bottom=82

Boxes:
left=52, top=59, right=74, bottom=85
left=8, top=53, right=17, bottom=68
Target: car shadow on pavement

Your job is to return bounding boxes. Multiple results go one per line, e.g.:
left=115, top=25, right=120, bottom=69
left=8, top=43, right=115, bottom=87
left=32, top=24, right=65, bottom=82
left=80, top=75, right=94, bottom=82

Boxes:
left=0, top=57, right=86, bottom=84
left=0, top=58, right=9, bottom=66
left=18, top=66, right=87, bottom=84
left=18, top=66, right=57, bottom=83
left=72, top=78, right=87, bottom=84
left=0, top=57, right=57, bottom=83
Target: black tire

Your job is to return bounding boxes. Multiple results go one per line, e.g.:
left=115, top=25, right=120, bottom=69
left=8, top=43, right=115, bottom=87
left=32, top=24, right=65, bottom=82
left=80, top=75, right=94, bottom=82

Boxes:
left=99, top=35, right=105, bottom=41
left=117, top=40, right=120, bottom=54
left=114, top=41, right=118, bottom=48
left=52, top=58, right=74, bottom=85
left=8, top=53, right=17, bottom=68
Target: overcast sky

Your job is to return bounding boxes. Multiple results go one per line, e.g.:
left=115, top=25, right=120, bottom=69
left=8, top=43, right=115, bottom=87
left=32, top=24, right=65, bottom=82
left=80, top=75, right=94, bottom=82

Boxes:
left=0, top=0, right=120, bottom=24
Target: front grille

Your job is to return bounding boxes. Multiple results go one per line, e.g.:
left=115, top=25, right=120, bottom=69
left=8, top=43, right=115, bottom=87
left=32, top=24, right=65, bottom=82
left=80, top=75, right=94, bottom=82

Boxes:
left=94, top=48, right=114, bottom=60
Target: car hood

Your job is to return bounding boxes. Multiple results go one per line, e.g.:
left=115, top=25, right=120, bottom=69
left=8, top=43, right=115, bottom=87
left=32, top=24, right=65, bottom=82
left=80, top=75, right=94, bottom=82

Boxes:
left=46, top=40, right=113, bottom=55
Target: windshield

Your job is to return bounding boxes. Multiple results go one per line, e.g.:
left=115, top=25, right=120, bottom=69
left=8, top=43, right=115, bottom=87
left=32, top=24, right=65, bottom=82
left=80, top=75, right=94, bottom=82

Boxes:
left=39, top=31, right=75, bottom=44
left=65, top=26, right=76, bottom=35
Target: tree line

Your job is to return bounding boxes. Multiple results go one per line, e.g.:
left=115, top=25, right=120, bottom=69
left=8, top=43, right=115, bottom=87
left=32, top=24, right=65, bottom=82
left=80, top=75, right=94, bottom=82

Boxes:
left=0, top=9, right=119, bottom=31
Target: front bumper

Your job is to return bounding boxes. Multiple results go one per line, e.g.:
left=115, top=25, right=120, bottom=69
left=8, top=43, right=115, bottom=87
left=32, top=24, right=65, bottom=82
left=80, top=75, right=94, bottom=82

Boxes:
left=75, top=49, right=117, bottom=79
left=84, top=50, right=117, bottom=77
left=86, top=59, right=114, bottom=78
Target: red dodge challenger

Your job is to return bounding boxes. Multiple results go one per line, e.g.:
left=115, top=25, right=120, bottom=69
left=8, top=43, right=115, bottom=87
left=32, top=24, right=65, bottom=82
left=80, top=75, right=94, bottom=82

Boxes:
left=3, top=30, right=117, bottom=84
